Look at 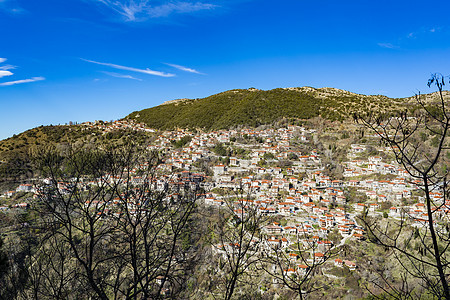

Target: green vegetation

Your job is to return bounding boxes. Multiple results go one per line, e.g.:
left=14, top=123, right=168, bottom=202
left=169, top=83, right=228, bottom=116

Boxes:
left=127, top=87, right=406, bottom=130
left=171, top=135, right=192, bottom=148
left=0, top=125, right=153, bottom=189
left=211, top=142, right=229, bottom=156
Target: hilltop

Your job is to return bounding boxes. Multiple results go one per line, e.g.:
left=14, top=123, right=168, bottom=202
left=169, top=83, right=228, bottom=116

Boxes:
left=125, top=87, right=409, bottom=130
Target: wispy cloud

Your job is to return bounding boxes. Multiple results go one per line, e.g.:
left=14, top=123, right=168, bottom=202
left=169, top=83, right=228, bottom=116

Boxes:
left=0, top=76, right=45, bottom=86
left=147, top=2, right=216, bottom=18
left=102, top=71, right=142, bottom=81
left=82, top=58, right=175, bottom=77
left=378, top=26, right=442, bottom=51
left=0, top=70, right=13, bottom=78
left=0, top=58, right=6, bottom=64
left=377, top=42, right=399, bottom=49
left=164, top=63, right=204, bottom=74
left=407, top=27, right=440, bottom=39
left=91, top=0, right=217, bottom=22
left=0, top=64, right=15, bottom=70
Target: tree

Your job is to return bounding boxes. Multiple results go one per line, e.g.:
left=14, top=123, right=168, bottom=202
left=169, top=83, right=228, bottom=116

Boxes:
left=0, top=236, right=11, bottom=297
left=357, top=74, right=450, bottom=299
left=0, top=230, right=30, bottom=299
left=208, top=189, right=271, bottom=300
left=263, top=152, right=275, bottom=160
left=29, top=141, right=202, bottom=299
left=262, top=223, right=339, bottom=299
left=212, top=142, right=228, bottom=157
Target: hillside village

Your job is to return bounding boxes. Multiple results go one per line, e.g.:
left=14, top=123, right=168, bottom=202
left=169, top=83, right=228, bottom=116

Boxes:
left=1, top=0, right=449, bottom=294
left=1, top=118, right=445, bottom=292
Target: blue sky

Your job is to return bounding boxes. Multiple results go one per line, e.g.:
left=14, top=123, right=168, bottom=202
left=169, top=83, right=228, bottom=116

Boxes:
left=1, top=0, right=450, bottom=140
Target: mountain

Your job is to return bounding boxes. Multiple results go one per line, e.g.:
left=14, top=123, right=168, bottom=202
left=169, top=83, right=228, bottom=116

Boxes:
left=0, top=86, right=445, bottom=186
left=125, top=87, right=406, bottom=130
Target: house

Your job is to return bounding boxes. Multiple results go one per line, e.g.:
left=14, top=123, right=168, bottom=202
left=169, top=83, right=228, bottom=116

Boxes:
left=377, top=194, right=388, bottom=202
left=313, top=252, right=325, bottom=263
left=264, top=225, right=283, bottom=234
left=348, top=180, right=360, bottom=187
left=336, top=195, right=347, bottom=205
left=344, top=260, right=357, bottom=271
left=16, top=184, right=33, bottom=193
left=289, top=253, right=299, bottom=261
left=350, top=144, right=366, bottom=153
left=13, top=203, right=29, bottom=209
left=368, top=156, right=382, bottom=164
left=267, top=237, right=281, bottom=248
left=297, top=264, right=308, bottom=275
left=284, top=226, right=298, bottom=235
left=338, top=225, right=350, bottom=235
left=280, top=237, right=289, bottom=248
left=352, top=233, right=364, bottom=240
left=334, top=258, right=343, bottom=267
left=284, top=268, right=296, bottom=277
left=5, top=191, right=15, bottom=198
left=389, top=207, right=401, bottom=217
left=369, top=203, right=380, bottom=212
left=317, top=240, right=332, bottom=252
left=205, top=196, right=216, bottom=205
left=354, top=203, right=366, bottom=212
left=213, top=164, right=226, bottom=176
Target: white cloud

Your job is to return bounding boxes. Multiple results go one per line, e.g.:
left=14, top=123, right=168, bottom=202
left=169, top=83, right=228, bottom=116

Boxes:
left=82, top=58, right=175, bottom=77
left=91, top=0, right=216, bottom=21
left=164, top=63, right=204, bottom=74
left=102, top=71, right=142, bottom=81
left=0, top=76, right=45, bottom=86
left=0, top=58, right=6, bottom=63
left=0, top=64, right=15, bottom=71
left=0, top=70, right=13, bottom=78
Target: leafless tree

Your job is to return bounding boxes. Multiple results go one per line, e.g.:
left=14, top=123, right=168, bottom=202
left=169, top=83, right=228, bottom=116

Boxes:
left=207, top=188, right=271, bottom=300
left=261, top=222, right=339, bottom=299
left=29, top=141, right=201, bottom=299
left=357, top=74, right=450, bottom=299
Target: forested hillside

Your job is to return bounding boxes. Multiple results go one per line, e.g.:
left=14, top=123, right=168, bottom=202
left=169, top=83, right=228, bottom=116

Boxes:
left=126, top=87, right=407, bottom=129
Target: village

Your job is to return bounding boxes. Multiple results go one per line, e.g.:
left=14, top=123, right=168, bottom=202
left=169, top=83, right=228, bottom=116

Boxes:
left=0, top=119, right=445, bottom=283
